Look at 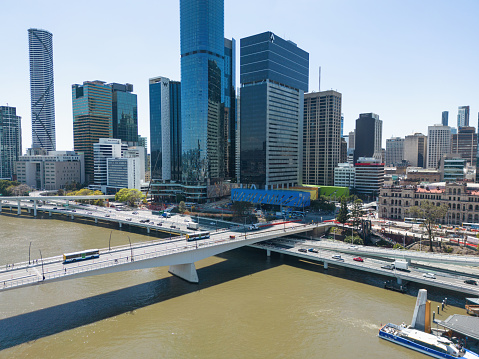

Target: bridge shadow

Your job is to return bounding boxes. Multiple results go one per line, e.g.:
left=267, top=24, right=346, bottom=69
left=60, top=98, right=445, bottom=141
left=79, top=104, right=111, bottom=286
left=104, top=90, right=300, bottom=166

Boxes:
left=0, top=247, right=280, bottom=351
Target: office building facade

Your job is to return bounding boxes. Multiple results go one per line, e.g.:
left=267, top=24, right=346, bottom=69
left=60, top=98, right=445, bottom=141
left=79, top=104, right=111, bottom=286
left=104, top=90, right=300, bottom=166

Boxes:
left=107, top=157, right=140, bottom=191
left=240, top=31, right=309, bottom=189
left=0, top=106, right=22, bottom=179
left=303, top=90, right=342, bottom=186
left=93, top=138, right=126, bottom=186
left=334, top=162, right=355, bottom=188
left=451, top=126, right=477, bottom=167
left=180, top=0, right=225, bottom=185
left=457, top=106, right=470, bottom=128
left=353, top=113, right=382, bottom=164
left=149, top=76, right=181, bottom=181
left=348, top=130, right=355, bottom=149
left=72, top=81, right=113, bottom=184
left=385, top=137, right=404, bottom=167
left=426, top=124, right=451, bottom=169
left=224, top=38, right=236, bottom=180
left=403, top=133, right=427, bottom=168
left=111, top=83, right=138, bottom=145
left=28, top=28, right=56, bottom=151
left=442, top=111, right=449, bottom=126
left=354, top=157, right=384, bottom=197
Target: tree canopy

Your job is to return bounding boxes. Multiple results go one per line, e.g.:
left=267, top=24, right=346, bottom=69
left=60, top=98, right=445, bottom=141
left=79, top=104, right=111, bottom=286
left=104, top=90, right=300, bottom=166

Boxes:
left=115, top=188, right=145, bottom=207
left=350, top=198, right=363, bottom=229
left=408, top=200, right=448, bottom=252
left=67, top=188, right=105, bottom=206
left=336, top=197, right=349, bottom=224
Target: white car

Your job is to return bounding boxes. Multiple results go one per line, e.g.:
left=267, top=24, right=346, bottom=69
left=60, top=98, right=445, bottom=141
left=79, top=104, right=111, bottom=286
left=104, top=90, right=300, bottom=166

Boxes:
left=423, top=272, right=436, bottom=279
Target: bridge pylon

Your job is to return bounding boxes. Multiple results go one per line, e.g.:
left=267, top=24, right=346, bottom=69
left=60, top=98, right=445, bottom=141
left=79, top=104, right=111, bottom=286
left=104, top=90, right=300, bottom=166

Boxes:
left=168, top=263, right=199, bottom=283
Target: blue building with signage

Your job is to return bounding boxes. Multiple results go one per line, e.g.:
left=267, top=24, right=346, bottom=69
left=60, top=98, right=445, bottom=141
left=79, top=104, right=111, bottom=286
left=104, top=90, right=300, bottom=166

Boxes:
left=231, top=188, right=310, bottom=208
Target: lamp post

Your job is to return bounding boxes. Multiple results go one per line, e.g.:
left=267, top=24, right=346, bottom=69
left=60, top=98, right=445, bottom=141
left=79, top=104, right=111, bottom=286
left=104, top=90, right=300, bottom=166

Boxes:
left=109, top=231, right=112, bottom=251
left=39, top=250, right=45, bottom=281
left=128, top=236, right=133, bottom=262
left=28, top=241, right=32, bottom=265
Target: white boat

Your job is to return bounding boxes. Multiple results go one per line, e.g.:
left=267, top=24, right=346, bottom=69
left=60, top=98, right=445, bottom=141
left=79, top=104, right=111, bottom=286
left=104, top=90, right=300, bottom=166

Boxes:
left=379, top=323, right=479, bottom=359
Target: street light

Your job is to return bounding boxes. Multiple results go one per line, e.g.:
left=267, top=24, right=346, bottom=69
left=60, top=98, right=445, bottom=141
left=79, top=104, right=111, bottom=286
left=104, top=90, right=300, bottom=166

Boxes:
left=109, top=231, right=112, bottom=251
left=39, top=250, right=45, bottom=281
left=127, top=235, right=134, bottom=262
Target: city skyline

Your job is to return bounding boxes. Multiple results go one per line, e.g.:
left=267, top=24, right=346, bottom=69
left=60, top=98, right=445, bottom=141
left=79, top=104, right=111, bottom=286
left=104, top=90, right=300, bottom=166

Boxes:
left=1, top=0, right=478, bottom=154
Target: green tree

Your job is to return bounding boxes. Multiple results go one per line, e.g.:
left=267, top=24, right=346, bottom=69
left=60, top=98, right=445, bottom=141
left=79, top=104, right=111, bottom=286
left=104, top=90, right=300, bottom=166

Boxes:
left=408, top=200, right=448, bottom=252
left=178, top=201, right=186, bottom=213
left=350, top=198, right=363, bottom=229
left=336, top=197, right=349, bottom=224
left=8, top=184, right=32, bottom=196
left=115, top=188, right=145, bottom=207
left=0, top=180, right=19, bottom=196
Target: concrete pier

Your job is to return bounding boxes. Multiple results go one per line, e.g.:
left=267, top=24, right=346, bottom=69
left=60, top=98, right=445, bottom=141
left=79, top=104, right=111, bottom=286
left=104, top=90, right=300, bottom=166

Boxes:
left=266, top=249, right=271, bottom=257
left=168, top=263, right=199, bottom=283
left=324, top=262, right=328, bottom=269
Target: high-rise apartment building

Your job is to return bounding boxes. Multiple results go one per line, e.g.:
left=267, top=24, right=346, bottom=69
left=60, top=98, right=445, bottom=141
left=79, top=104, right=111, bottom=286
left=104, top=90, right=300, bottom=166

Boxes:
left=149, top=76, right=181, bottom=181
left=404, top=133, right=427, bottom=168
left=0, top=106, right=22, bottom=179
left=224, top=38, right=236, bottom=180
left=385, top=137, right=404, bottom=167
left=457, top=106, right=470, bottom=128
left=111, top=83, right=138, bottom=145
left=353, top=113, right=382, bottom=164
left=72, top=81, right=113, bottom=184
left=442, top=111, right=449, bottom=126
left=302, top=90, right=342, bottom=186
left=426, top=124, right=451, bottom=169
left=451, top=126, right=477, bottom=166
left=180, top=0, right=225, bottom=185
left=28, top=28, right=55, bottom=151
left=240, top=32, right=309, bottom=189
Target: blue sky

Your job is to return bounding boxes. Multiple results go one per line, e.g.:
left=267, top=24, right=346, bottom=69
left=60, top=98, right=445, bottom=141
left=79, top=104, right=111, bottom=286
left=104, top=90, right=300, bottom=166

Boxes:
left=1, top=0, right=478, bottom=153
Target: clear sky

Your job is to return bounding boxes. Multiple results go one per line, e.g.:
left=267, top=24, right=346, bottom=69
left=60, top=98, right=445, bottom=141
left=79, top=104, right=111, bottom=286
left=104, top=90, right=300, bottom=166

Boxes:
left=1, top=0, right=478, bottom=153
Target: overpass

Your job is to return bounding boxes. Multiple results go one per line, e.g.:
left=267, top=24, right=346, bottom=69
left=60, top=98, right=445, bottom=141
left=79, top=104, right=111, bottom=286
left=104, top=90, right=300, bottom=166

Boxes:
left=0, top=222, right=326, bottom=291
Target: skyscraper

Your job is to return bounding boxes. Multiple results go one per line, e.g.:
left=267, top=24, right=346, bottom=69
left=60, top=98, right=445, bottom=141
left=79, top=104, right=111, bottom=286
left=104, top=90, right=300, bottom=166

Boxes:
left=72, top=81, right=113, bottom=184
left=111, top=83, right=138, bottom=145
left=451, top=126, right=477, bottom=166
left=180, top=0, right=225, bottom=185
left=442, top=111, right=449, bottom=126
left=0, top=106, right=22, bottom=179
left=404, top=133, right=427, bottom=168
left=353, top=113, right=382, bottom=164
left=223, top=38, right=236, bottom=180
left=303, top=90, right=342, bottom=186
left=385, top=137, right=404, bottom=167
left=149, top=76, right=181, bottom=181
left=240, top=32, right=309, bottom=189
left=457, top=106, right=470, bottom=128
left=427, top=124, right=451, bottom=169
left=28, top=28, right=55, bottom=151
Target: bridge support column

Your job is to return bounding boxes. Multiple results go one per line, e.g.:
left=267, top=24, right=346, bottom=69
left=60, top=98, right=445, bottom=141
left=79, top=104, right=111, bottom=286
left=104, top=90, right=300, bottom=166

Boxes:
left=169, top=263, right=199, bottom=283
left=71, top=214, right=74, bottom=220
left=0, top=204, right=2, bottom=214
left=49, top=211, right=52, bottom=217
left=119, top=222, right=122, bottom=228
left=324, top=262, right=328, bottom=269
left=397, top=277, right=402, bottom=285
left=266, top=249, right=271, bottom=257
left=147, top=227, right=150, bottom=234
left=28, top=208, right=31, bottom=213
left=33, top=200, right=37, bottom=216
left=17, top=200, right=21, bottom=215
left=95, top=218, right=98, bottom=224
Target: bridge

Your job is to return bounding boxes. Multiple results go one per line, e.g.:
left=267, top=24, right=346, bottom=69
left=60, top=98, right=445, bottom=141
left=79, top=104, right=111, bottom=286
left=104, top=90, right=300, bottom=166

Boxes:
left=0, top=222, right=325, bottom=291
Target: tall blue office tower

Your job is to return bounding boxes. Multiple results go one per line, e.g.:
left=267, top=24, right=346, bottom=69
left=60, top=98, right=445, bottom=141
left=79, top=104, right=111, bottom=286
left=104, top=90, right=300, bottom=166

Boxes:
left=149, top=77, right=181, bottom=181
left=180, top=0, right=224, bottom=185
left=111, top=83, right=138, bottom=145
left=224, top=38, right=236, bottom=180
left=28, top=28, right=55, bottom=151
left=240, top=32, right=309, bottom=189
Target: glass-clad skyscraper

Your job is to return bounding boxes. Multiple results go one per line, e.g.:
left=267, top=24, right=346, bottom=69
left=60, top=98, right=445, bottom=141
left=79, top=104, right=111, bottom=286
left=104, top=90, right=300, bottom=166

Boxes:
left=457, top=106, right=470, bottom=128
left=0, top=106, right=22, bottom=179
left=28, top=28, right=56, bottom=151
left=180, top=0, right=224, bottom=185
left=223, top=38, right=236, bottom=180
left=72, top=81, right=113, bottom=184
left=111, top=83, right=138, bottom=145
left=240, top=32, right=309, bottom=189
left=149, top=77, right=181, bottom=181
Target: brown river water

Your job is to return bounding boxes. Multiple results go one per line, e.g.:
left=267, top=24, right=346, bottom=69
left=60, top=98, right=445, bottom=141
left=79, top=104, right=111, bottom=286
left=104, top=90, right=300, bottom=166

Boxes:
left=0, top=214, right=470, bottom=358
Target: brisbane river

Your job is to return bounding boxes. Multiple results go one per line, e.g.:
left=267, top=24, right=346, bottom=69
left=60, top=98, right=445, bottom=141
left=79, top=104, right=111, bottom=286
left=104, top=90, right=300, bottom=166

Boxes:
left=0, top=214, right=470, bottom=358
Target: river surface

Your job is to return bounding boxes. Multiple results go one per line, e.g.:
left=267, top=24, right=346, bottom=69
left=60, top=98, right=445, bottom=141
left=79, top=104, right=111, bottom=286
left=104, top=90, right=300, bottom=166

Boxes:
left=0, top=214, right=470, bottom=358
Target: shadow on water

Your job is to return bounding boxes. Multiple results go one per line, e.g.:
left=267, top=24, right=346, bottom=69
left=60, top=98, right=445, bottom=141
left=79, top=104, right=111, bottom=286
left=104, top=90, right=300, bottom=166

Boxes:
left=0, top=247, right=280, bottom=351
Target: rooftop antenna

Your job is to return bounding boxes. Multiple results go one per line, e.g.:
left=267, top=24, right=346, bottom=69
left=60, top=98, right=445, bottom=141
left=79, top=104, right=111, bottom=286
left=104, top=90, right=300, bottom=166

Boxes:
left=318, top=66, right=321, bottom=92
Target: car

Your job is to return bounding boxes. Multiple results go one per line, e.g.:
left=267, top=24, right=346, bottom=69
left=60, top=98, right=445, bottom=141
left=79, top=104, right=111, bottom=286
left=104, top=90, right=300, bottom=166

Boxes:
left=332, top=254, right=344, bottom=261
left=349, top=245, right=358, bottom=249
left=381, top=264, right=394, bottom=270
left=423, top=273, right=436, bottom=279
left=139, top=219, right=147, bottom=223
left=125, top=218, right=132, bottom=221
left=298, top=248, right=308, bottom=253
left=132, top=211, right=138, bottom=215
left=210, top=222, right=215, bottom=225
left=157, top=223, right=162, bottom=226
left=353, top=257, right=364, bottom=262
left=71, top=209, right=76, bottom=212
left=87, top=212, right=92, bottom=215
left=464, top=279, right=478, bottom=285
left=105, top=214, right=110, bottom=217
left=308, top=248, right=318, bottom=253
left=145, top=219, right=150, bottom=222
left=170, top=225, right=176, bottom=228
left=53, top=207, right=57, bottom=210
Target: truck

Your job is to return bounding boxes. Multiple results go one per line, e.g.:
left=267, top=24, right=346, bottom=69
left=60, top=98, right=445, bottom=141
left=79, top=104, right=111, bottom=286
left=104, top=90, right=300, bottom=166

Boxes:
left=187, top=222, right=199, bottom=230
left=162, top=212, right=171, bottom=218
left=249, top=223, right=260, bottom=230
left=394, top=260, right=409, bottom=271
